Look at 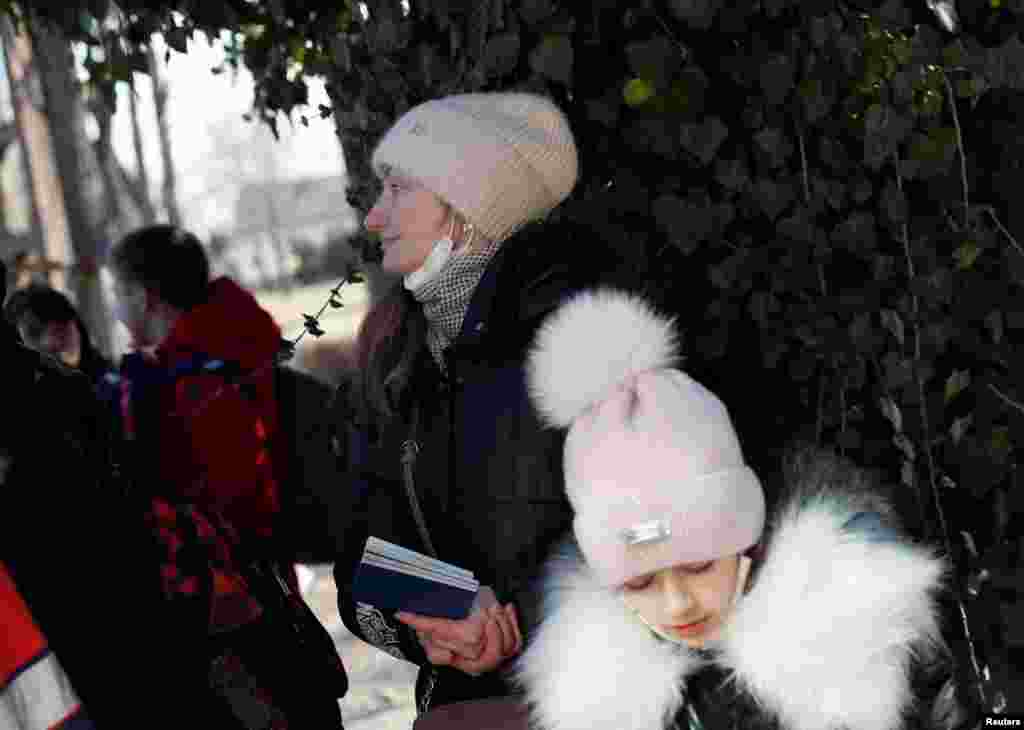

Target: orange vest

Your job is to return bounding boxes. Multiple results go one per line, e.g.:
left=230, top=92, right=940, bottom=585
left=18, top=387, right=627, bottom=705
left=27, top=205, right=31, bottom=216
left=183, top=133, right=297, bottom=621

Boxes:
left=1, top=562, right=89, bottom=729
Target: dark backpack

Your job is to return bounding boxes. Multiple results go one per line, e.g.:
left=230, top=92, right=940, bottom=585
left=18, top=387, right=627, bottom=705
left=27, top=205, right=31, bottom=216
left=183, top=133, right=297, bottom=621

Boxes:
left=272, top=365, right=349, bottom=564
left=103, top=353, right=347, bottom=562
left=101, top=356, right=349, bottom=727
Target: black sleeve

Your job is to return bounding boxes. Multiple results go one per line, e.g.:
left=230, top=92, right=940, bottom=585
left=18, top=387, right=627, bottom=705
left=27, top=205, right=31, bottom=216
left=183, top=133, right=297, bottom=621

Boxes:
left=274, top=365, right=353, bottom=563
left=2, top=358, right=211, bottom=728
left=327, top=379, right=432, bottom=667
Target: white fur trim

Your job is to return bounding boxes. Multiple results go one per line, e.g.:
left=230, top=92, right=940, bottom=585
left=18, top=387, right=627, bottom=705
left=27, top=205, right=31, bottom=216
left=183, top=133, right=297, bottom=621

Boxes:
left=527, top=289, right=679, bottom=428
left=718, top=496, right=946, bottom=730
left=516, top=474, right=948, bottom=730
left=512, top=546, right=701, bottom=730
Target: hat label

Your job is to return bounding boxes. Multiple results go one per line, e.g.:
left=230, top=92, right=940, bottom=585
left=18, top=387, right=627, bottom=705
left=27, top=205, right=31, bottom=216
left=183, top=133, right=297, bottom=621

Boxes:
left=619, top=518, right=672, bottom=546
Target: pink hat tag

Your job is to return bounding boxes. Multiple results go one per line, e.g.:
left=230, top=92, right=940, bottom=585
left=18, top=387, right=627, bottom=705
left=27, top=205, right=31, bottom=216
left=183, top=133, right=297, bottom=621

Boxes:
left=619, top=518, right=672, bottom=546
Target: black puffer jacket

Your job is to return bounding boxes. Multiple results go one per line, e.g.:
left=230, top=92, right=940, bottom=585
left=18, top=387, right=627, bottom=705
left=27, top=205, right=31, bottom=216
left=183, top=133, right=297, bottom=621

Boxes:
left=332, top=220, right=635, bottom=712
left=0, top=314, right=214, bottom=728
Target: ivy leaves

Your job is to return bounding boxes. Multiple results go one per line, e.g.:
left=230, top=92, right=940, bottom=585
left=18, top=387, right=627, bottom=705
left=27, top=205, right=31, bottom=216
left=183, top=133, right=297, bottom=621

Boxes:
left=482, top=32, right=521, bottom=78
left=985, top=34, right=1024, bottom=90
left=653, top=193, right=735, bottom=253
left=529, top=33, right=572, bottom=84
left=666, top=0, right=724, bottom=29
left=616, top=4, right=1022, bottom=581
left=760, top=54, right=795, bottom=106
left=680, top=116, right=729, bottom=164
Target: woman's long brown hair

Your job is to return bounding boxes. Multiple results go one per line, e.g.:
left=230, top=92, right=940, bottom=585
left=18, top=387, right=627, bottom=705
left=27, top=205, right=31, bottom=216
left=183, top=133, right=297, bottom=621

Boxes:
left=348, top=281, right=427, bottom=427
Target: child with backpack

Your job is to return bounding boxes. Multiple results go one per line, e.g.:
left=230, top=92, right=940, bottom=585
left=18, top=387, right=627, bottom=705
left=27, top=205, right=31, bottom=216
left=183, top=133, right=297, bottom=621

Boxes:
left=106, top=225, right=347, bottom=728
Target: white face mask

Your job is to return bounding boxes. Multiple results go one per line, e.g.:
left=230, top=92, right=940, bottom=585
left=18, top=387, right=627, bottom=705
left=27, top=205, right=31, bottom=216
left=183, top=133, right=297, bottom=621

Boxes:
left=403, top=234, right=454, bottom=291
left=113, top=278, right=167, bottom=348
left=113, top=279, right=146, bottom=331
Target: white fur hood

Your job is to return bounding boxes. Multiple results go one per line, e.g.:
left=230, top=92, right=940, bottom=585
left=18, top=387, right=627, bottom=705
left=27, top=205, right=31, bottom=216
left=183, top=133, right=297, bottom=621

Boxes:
left=513, top=456, right=948, bottom=730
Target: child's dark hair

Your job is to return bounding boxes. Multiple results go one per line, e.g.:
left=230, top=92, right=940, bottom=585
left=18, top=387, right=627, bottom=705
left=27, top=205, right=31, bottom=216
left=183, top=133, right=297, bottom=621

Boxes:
left=4, top=283, right=113, bottom=373
left=110, top=225, right=210, bottom=310
left=4, top=283, right=78, bottom=330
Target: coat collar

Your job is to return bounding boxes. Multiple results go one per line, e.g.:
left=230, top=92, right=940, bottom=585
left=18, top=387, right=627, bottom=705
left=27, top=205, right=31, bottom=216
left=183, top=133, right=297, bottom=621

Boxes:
left=513, top=455, right=947, bottom=730
left=453, top=219, right=623, bottom=363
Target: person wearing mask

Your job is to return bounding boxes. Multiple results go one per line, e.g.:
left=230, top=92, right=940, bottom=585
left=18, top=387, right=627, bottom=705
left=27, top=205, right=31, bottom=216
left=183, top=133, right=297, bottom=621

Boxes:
left=330, top=91, right=634, bottom=716
left=106, top=225, right=347, bottom=727
left=108, top=225, right=284, bottom=549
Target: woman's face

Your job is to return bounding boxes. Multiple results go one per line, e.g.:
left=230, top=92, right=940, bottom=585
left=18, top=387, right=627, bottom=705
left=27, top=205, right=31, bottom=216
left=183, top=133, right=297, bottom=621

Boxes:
left=620, top=555, right=743, bottom=648
left=365, top=174, right=450, bottom=275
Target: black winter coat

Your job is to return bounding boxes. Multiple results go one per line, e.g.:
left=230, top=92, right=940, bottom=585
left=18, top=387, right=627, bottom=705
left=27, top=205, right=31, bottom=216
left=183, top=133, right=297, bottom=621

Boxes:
left=0, top=321, right=213, bottom=729
left=332, top=221, right=634, bottom=712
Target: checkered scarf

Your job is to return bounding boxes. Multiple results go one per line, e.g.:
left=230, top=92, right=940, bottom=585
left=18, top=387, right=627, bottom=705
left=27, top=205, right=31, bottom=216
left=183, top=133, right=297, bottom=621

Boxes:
left=409, top=238, right=502, bottom=370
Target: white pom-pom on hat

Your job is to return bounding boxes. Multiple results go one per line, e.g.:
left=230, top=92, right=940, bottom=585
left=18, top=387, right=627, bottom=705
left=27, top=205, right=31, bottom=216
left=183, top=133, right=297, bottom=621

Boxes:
left=527, top=288, right=680, bottom=428
left=527, top=287, right=765, bottom=586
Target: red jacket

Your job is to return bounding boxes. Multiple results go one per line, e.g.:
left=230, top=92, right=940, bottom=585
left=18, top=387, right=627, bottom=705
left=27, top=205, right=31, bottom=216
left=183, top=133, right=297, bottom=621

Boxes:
left=1, top=563, right=92, bottom=729
left=153, top=277, right=283, bottom=543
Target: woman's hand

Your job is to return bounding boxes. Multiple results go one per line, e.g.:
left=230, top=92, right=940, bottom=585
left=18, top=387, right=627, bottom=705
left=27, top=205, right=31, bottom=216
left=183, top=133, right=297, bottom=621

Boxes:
left=395, top=587, right=523, bottom=676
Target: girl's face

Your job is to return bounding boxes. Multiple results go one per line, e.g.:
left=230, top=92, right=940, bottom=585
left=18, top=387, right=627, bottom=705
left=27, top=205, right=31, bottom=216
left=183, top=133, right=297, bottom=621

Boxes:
left=365, top=174, right=450, bottom=275
left=19, top=317, right=81, bottom=368
left=620, top=554, right=744, bottom=648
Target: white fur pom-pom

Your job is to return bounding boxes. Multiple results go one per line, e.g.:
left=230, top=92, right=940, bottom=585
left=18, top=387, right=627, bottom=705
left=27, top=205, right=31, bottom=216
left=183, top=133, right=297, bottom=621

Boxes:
left=527, top=288, right=679, bottom=428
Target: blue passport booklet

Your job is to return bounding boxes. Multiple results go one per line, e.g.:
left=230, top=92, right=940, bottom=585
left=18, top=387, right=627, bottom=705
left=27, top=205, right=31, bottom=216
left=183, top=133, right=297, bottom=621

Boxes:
left=352, top=537, right=480, bottom=620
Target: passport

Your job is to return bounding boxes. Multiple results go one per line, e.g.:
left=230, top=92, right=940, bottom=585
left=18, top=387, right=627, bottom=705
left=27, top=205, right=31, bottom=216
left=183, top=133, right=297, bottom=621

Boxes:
left=351, top=537, right=479, bottom=620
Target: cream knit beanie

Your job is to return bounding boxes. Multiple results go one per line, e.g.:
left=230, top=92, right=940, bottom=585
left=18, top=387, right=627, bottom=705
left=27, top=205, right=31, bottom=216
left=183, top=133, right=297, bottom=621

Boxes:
left=527, top=289, right=766, bottom=588
left=371, top=92, right=578, bottom=244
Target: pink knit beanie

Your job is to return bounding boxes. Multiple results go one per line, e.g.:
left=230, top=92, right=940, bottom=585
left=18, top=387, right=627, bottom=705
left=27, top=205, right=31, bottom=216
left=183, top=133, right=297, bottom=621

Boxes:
left=527, top=289, right=766, bottom=587
left=371, top=92, right=578, bottom=244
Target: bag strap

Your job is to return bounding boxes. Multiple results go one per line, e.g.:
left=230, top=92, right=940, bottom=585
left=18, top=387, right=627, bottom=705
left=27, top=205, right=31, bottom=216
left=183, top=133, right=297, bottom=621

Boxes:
left=400, top=402, right=439, bottom=559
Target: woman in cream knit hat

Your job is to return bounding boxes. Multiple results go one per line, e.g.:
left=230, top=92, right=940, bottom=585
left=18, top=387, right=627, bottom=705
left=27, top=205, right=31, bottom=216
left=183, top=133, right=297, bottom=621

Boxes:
left=330, top=92, right=629, bottom=716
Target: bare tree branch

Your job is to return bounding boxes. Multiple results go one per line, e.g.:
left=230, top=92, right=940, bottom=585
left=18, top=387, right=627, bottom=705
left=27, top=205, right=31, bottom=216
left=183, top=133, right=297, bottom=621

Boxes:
left=989, top=383, right=1024, bottom=415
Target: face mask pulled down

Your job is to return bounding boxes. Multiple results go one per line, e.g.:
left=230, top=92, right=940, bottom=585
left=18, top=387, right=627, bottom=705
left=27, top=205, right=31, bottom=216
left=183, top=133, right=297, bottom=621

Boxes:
left=403, top=218, right=456, bottom=291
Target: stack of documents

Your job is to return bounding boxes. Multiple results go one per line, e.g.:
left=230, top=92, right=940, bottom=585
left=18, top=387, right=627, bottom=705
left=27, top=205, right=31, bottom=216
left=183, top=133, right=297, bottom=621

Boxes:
left=351, top=536, right=480, bottom=619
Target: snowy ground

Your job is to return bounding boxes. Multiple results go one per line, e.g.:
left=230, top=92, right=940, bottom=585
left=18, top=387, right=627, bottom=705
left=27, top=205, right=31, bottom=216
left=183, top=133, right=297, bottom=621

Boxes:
left=300, top=565, right=418, bottom=730
left=256, top=278, right=370, bottom=344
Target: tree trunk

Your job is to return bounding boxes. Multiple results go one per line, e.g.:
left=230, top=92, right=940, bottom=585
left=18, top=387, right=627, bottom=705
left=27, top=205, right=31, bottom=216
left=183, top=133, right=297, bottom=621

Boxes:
left=128, top=80, right=157, bottom=224
left=26, top=18, right=113, bottom=356
left=149, top=44, right=182, bottom=227
left=256, top=135, right=290, bottom=292
left=1, top=18, right=66, bottom=292
left=324, top=76, right=395, bottom=301
left=91, top=96, right=123, bottom=235
left=0, top=121, right=16, bottom=232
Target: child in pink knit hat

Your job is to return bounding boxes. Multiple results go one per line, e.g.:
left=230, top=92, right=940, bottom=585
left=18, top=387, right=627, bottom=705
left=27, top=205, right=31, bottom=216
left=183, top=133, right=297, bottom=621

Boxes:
left=515, top=289, right=963, bottom=730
